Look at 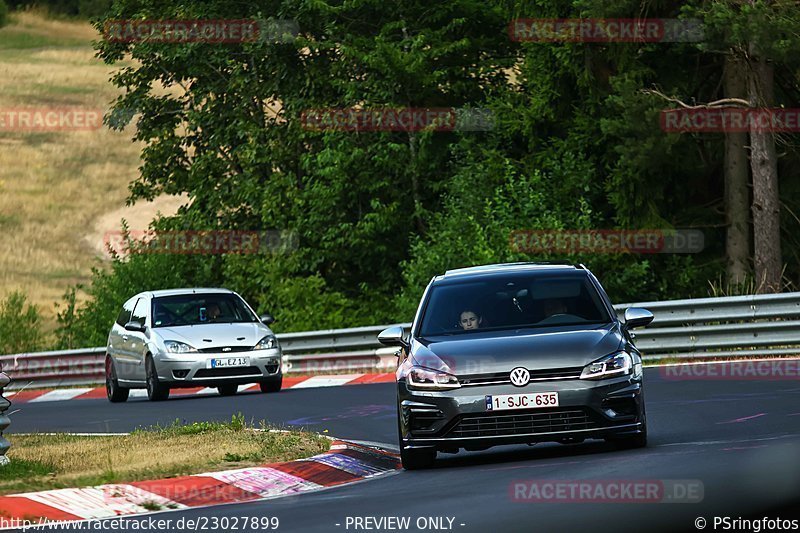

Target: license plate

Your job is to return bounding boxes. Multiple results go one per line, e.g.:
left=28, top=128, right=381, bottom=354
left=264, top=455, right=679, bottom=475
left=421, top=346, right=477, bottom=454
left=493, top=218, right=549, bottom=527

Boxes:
left=208, top=357, right=249, bottom=369
left=486, top=392, right=559, bottom=411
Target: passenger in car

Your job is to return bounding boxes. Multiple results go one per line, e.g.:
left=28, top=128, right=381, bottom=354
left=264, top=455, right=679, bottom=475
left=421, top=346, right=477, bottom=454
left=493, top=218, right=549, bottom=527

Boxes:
left=542, top=299, right=568, bottom=318
left=459, top=309, right=483, bottom=330
left=207, top=303, right=222, bottom=320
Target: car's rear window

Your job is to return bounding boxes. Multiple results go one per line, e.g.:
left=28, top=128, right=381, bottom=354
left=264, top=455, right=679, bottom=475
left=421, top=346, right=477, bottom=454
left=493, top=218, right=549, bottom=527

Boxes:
left=151, top=293, right=258, bottom=327
left=418, top=271, right=612, bottom=337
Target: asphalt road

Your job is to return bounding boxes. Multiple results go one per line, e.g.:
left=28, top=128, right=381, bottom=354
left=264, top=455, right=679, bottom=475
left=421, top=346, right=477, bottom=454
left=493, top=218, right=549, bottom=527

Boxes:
left=11, top=365, right=800, bottom=533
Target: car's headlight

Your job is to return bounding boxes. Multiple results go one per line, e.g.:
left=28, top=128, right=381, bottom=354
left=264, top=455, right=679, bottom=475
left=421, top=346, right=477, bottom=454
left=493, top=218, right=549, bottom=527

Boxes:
left=254, top=335, right=278, bottom=350
left=164, top=341, right=197, bottom=354
left=580, top=351, right=632, bottom=380
left=407, top=366, right=460, bottom=391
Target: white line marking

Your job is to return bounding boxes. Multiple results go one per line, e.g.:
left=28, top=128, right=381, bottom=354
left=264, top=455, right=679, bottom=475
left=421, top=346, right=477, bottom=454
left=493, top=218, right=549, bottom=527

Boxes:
left=28, top=388, right=94, bottom=403
left=291, top=375, right=362, bottom=389
left=717, top=413, right=767, bottom=424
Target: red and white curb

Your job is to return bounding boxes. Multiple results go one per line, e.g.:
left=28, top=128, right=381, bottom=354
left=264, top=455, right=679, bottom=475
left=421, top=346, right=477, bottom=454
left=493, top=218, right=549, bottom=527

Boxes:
left=0, top=440, right=399, bottom=526
left=5, top=373, right=395, bottom=404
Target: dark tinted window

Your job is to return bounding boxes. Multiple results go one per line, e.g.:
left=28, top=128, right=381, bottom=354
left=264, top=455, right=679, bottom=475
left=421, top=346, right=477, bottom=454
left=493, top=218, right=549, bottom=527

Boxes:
left=131, top=298, right=147, bottom=327
left=116, top=299, right=135, bottom=326
left=151, top=293, right=258, bottom=328
left=419, top=272, right=611, bottom=336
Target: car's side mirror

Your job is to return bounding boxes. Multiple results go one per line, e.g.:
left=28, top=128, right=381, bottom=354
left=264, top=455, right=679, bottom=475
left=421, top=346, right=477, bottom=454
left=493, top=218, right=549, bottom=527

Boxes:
left=377, top=326, right=408, bottom=351
left=260, top=313, right=275, bottom=325
left=124, top=321, right=146, bottom=333
left=623, top=307, right=654, bottom=330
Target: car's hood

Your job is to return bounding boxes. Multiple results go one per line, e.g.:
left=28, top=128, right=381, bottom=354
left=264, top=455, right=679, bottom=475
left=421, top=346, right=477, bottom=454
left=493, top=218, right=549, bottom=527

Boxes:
left=152, top=322, right=271, bottom=349
left=412, top=323, right=623, bottom=376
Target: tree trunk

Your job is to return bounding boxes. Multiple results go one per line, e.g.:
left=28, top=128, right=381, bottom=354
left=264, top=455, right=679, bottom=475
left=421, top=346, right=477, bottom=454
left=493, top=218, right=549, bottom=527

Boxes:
left=723, top=55, right=750, bottom=286
left=747, top=53, right=782, bottom=293
left=407, top=132, right=426, bottom=235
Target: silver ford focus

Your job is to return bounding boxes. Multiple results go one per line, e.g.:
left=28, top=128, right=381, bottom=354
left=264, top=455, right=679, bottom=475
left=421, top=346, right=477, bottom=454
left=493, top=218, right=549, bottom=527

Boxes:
left=105, top=288, right=282, bottom=402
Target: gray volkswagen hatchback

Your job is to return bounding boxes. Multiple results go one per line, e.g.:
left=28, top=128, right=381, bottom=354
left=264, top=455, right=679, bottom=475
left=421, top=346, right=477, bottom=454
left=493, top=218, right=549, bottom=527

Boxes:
left=378, top=263, right=654, bottom=469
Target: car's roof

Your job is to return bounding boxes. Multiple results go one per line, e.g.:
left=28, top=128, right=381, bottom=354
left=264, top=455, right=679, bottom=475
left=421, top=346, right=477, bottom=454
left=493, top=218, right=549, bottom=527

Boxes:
left=145, top=288, right=236, bottom=298
left=436, top=262, right=585, bottom=282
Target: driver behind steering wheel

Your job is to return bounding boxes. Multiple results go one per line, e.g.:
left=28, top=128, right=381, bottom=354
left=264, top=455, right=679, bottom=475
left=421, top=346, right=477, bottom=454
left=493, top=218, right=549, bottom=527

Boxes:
left=542, top=299, right=568, bottom=318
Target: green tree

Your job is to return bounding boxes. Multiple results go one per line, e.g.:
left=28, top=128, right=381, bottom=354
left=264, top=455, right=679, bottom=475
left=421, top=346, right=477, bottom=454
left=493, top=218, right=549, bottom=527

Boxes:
left=89, top=0, right=512, bottom=330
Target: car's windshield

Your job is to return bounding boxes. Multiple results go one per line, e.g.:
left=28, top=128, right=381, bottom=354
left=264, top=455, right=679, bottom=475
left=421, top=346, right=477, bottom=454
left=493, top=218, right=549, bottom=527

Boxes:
left=151, top=293, right=258, bottom=327
left=418, top=272, right=612, bottom=337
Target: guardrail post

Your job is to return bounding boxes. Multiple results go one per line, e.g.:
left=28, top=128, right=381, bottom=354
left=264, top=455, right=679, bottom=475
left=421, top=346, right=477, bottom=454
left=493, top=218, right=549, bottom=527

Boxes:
left=0, top=368, right=10, bottom=465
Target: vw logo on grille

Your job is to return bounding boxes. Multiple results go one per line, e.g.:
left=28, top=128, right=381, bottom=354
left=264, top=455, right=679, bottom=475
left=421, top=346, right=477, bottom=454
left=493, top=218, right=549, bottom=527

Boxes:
left=510, top=367, right=530, bottom=387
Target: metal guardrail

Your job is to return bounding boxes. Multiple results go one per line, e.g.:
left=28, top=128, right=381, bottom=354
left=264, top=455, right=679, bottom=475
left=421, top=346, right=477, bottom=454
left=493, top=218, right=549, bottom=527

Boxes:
left=0, top=370, right=11, bottom=465
left=3, top=292, right=800, bottom=388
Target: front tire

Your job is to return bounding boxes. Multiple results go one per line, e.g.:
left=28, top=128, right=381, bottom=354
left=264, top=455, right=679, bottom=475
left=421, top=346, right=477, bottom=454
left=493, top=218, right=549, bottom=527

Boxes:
left=145, top=356, right=170, bottom=401
left=217, top=384, right=238, bottom=396
left=400, top=446, right=437, bottom=470
left=259, top=376, right=282, bottom=393
left=398, top=416, right=436, bottom=470
left=608, top=404, right=648, bottom=449
left=106, top=356, right=129, bottom=403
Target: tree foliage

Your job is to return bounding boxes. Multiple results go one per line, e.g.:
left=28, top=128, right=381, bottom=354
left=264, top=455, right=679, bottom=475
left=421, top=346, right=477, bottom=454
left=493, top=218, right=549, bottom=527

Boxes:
left=54, top=0, right=800, bottom=346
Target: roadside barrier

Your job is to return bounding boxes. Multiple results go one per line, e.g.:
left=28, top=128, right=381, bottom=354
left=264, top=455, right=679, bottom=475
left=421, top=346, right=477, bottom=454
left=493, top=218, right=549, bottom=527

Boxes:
left=3, top=292, right=800, bottom=389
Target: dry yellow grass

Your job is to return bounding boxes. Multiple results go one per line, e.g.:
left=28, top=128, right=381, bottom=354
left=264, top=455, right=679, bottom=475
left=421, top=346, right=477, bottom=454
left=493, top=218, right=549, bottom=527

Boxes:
left=2, top=424, right=330, bottom=495
left=0, top=11, right=184, bottom=333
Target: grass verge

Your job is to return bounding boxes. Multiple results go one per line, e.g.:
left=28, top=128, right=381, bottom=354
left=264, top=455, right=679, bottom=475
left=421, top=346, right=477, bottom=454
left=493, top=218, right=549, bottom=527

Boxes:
left=0, top=414, right=330, bottom=495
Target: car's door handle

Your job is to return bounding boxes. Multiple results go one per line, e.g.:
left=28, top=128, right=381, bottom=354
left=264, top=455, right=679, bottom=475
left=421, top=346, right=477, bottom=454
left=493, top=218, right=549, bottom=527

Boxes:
left=122, top=335, right=129, bottom=341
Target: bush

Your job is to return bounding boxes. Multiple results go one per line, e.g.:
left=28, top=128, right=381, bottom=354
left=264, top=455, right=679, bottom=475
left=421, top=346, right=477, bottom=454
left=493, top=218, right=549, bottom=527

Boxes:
left=0, top=291, right=43, bottom=354
left=0, top=0, right=8, bottom=28
left=57, top=253, right=221, bottom=349
left=78, top=0, right=110, bottom=18
left=2, top=0, right=110, bottom=19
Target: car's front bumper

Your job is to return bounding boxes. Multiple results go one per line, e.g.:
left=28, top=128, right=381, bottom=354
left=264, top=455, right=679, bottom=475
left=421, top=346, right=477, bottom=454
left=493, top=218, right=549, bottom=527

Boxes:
left=398, top=373, right=644, bottom=451
left=154, top=348, right=282, bottom=388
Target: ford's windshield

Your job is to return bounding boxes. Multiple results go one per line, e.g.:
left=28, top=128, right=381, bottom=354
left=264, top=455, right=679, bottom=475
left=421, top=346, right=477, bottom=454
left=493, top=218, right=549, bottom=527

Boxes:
left=151, top=293, right=258, bottom=327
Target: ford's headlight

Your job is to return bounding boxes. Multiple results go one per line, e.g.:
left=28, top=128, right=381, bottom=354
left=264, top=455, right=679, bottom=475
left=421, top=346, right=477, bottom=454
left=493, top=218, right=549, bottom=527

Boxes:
left=580, top=351, right=632, bottom=380
left=164, top=341, right=197, bottom=354
left=254, top=335, right=278, bottom=350
left=407, top=366, right=460, bottom=391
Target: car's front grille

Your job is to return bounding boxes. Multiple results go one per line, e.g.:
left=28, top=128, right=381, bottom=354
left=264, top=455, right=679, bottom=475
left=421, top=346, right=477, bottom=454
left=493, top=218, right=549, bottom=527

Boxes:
left=194, top=366, right=262, bottom=378
left=197, top=346, right=253, bottom=353
left=459, top=367, right=583, bottom=387
left=445, top=408, right=596, bottom=438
